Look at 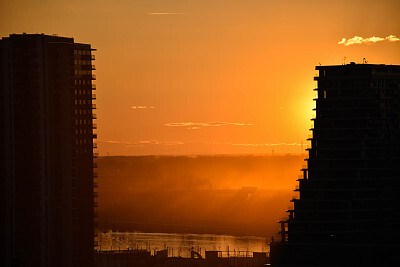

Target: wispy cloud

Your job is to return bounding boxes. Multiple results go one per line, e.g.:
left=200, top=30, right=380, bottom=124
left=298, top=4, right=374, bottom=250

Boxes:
left=228, top=142, right=302, bottom=147
left=99, top=140, right=130, bottom=145
left=165, top=121, right=253, bottom=130
left=338, top=35, right=400, bottom=46
left=148, top=12, right=187, bottom=15
left=131, top=106, right=155, bottom=109
left=134, top=140, right=184, bottom=146
left=99, top=140, right=183, bottom=146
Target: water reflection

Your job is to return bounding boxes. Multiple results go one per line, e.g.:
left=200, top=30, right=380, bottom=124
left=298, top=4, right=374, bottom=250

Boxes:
left=98, top=232, right=268, bottom=258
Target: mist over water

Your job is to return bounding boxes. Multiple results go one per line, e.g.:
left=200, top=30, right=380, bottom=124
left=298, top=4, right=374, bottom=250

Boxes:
left=97, top=155, right=305, bottom=238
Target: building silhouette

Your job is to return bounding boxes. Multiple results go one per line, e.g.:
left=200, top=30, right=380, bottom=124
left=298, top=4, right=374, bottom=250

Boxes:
left=0, top=34, right=97, bottom=267
left=270, top=63, right=400, bottom=266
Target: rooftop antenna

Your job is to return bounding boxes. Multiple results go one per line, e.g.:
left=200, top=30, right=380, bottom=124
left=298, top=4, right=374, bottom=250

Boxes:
left=342, top=56, right=347, bottom=65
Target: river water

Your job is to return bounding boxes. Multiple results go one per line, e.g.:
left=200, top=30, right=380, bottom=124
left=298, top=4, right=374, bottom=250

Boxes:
left=98, top=232, right=269, bottom=258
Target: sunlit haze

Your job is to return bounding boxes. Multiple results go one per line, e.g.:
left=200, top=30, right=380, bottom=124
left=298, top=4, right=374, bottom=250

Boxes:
left=2, top=0, right=399, bottom=155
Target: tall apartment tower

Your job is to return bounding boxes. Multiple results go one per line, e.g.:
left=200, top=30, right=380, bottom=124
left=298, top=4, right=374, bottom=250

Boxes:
left=0, top=34, right=97, bottom=267
left=271, top=63, right=400, bottom=266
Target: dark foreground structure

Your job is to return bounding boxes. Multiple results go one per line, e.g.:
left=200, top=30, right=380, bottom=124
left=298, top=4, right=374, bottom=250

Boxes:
left=95, top=249, right=269, bottom=267
left=0, top=34, right=97, bottom=267
left=270, top=63, right=400, bottom=266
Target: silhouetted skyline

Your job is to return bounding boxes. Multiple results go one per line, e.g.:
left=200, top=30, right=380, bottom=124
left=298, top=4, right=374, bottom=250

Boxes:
left=2, top=1, right=400, bottom=266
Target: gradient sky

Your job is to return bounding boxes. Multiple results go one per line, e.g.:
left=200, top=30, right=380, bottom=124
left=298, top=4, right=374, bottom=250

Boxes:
left=1, top=0, right=400, bottom=155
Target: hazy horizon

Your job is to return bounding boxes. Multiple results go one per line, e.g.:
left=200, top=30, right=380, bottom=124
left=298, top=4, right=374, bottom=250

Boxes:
left=97, top=154, right=304, bottom=237
left=98, top=152, right=307, bottom=156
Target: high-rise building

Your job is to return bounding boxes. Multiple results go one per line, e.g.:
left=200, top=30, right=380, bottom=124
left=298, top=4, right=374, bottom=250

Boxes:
left=0, top=33, right=97, bottom=267
left=270, top=63, right=400, bottom=266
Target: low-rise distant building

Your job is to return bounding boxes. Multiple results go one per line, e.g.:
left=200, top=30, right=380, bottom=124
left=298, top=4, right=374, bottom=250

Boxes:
left=95, top=249, right=269, bottom=267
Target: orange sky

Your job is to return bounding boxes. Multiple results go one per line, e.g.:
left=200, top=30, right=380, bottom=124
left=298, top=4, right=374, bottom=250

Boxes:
left=1, top=0, right=400, bottom=155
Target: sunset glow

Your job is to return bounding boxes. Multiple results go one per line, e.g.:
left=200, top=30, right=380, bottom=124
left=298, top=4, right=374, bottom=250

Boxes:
left=2, top=0, right=399, bottom=155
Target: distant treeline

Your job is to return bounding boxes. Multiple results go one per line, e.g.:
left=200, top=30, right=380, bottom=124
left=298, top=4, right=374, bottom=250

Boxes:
left=97, top=154, right=305, bottom=237
left=97, top=154, right=305, bottom=190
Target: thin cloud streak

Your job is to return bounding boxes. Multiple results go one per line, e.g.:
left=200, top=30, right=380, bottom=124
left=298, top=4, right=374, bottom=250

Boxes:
left=131, top=106, right=155, bottom=109
left=228, top=142, right=302, bottom=147
left=99, top=140, right=301, bottom=147
left=98, top=140, right=183, bottom=146
left=148, top=13, right=187, bottom=15
left=99, top=140, right=129, bottom=144
left=134, top=140, right=184, bottom=146
left=338, top=35, right=400, bottom=46
left=165, top=121, right=253, bottom=130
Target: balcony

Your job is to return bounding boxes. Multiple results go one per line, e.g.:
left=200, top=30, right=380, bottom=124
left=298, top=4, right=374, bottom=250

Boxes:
left=286, top=209, right=295, bottom=219
left=92, top=114, right=97, bottom=119
left=278, top=221, right=289, bottom=242
left=93, top=123, right=97, bottom=129
left=93, top=182, right=98, bottom=188
left=91, top=55, right=95, bottom=60
left=91, top=65, right=96, bottom=70
left=91, top=74, right=96, bottom=80
left=93, top=133, right=97, bottom=139
left=93, top=152, right=99, bottom=158
left=92, top=94, right=96, bottom=99
left=92, top=84, right=96, bottom=90
left=92, top=104, right=96, bottom=109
